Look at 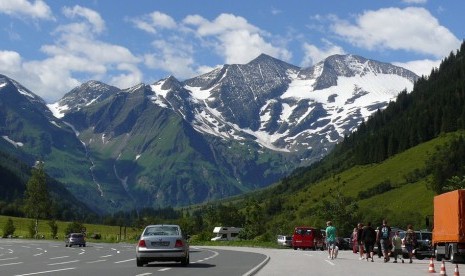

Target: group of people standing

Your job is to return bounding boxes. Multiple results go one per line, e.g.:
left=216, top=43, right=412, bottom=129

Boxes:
left=325, top=219, right=418, bottom=263
left=351, top=220, right=417, bottom=263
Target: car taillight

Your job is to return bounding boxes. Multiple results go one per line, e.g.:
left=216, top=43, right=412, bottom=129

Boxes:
left=175, top=239, right=184, bottom=248
left=138, top=240, right=146, bottom=247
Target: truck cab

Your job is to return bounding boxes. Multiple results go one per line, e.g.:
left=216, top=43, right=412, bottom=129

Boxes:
left=433, top=190, right=465, bottom=263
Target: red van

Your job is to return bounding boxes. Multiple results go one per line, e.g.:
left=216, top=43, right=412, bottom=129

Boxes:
left=292, top=226, right=325, bottom=250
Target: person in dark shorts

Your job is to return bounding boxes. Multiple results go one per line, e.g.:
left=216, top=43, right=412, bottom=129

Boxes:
left=404, top=224, right=417, bottom=263
left=361, top=222, right=376, bottom=262
left=377, top=219, right=392, bottom=263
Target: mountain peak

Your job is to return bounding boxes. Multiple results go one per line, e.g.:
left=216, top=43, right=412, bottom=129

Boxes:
left=247, top=53, right=298, bottom=71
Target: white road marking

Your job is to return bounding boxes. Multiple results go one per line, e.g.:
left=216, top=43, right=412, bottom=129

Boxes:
left=135, top=273, right=152, bottom=276
left=48, top=260, right=79, bottom=266
left=14, top=267, right=76, bottom=276
left=49, top=256, right=69, bottom=260
left=100, top=254, right=113, bottom=258
left=114, top=258, right=135, bottom=263
left=33, top=253, right=43, bottom=256
left=325, top=259, right=335, bottom=266
left=86, top=259, right=107, bottom=264
left=0, top=262, right=23, bottom=266
left=158, top=268, right=171, bottom=271
left=0, top=257, right=18, bottom=261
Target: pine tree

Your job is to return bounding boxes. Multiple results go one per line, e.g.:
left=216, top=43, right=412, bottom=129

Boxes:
left=23, top=162, right=51, bottom=238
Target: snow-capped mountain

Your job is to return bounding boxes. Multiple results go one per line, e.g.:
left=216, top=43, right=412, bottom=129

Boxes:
left=146, top=54, right=417, bottom=158
left=0, top=54, right=418, bottom=212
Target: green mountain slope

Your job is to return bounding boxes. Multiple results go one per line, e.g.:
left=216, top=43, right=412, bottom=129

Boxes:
left=0, top=150, right=97, bottom=221
left=220, top=41, right=465, bottom=238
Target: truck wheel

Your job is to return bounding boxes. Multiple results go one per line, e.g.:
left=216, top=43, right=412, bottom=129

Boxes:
left=451, top=253, right=457, bottom=263
left=293, top=247, right=297, bottom=250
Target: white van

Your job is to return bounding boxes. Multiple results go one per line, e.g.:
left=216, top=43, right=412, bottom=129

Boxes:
left=211, top=227, right=242, bottom=241
left=277, top=235, right=292, bottom=247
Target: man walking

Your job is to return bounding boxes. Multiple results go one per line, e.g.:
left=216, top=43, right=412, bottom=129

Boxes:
left=377, top=219, right=392, bottom=263
left=326, top=221, right=337, bottom=259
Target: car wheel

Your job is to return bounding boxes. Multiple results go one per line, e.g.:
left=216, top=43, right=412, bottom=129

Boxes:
left=293, top=247, right=297, bottom=250
left=65, top=244, right=68, bottom=247
left=83, top=244, right=86, bottom=247
left=181, top=254, right=190, bottom=266
left=136, top=258, right=144, bottom=267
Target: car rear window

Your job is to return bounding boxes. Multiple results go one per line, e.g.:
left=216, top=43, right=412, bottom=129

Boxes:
left=71, top=234, right=83, bottom=238
left=144, top=226, right=180, bottom=236
left=295, top=229, right=312, bottom=235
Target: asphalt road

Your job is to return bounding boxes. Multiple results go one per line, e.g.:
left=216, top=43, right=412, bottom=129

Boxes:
left=0, top=239, right=266, bottom=276
left=2, top=239, right=464, bottom=276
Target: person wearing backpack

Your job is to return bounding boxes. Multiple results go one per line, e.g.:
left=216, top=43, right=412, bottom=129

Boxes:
left=404, top=224, right=417, bottom=263
left=377, top=219, right=392, bottom=263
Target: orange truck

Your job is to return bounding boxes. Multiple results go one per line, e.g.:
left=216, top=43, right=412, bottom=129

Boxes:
left=433, top=189, right=465, bottom=263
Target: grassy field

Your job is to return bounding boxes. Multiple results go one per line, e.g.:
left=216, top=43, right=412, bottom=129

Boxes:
left=0, top=215, right=141, bottom=243
left=0, top=215, right=286, bottom=248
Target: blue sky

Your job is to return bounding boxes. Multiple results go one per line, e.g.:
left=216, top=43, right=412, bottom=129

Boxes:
left=0, top=0, right=463, bottom=102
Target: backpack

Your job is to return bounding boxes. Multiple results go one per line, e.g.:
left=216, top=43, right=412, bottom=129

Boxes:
left=405, top=231, right=416, bottom=246
left=380, top=226, right=389, bottom=239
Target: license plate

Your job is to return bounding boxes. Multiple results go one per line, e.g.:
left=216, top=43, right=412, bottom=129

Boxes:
left=152, top=241, right=170, bottom=246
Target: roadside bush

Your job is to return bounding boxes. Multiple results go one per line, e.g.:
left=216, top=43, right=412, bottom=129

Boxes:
left=90, top=233, right=101, bottom=239
left=48, top=220, right=58, bottom=239
left=28, top=220, right=35, bottom=238
left=64, top=221, right=84, bottom=235
left=2, top=218, right=15, bottom=238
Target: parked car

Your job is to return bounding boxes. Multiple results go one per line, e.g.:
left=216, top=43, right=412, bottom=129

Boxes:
left=65, top=233, right=86, bottom=247
left=292, top=226, right=325, bottom=250
left=136, top=224, right=190, bottom=267
left=336, top=237, right=351, bottom=250
left=277, top=235, right=292, bottom=247
left=399, top=230, right=433, bottom=260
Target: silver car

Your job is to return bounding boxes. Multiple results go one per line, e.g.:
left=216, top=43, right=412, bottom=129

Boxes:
left=136, top=224, right=190, bottom=267
left=65, top=233, right=86, bottom=247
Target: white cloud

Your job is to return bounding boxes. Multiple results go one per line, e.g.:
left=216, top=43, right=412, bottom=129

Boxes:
left=330, top=7, right=460, bottom=58
left=301, top=39, right=346, bottom=67
left=393, top=59, right=440, bottom=77
left=0, top=0, right=53, bottom=20
left=62, top=5, right=105, bottom=34
left=144, top=39, right=197, bottom=79
left=131, top=11, right=177, bottom=34
left=0, top=50, right=22, bottom=73
left=1, top=6, right=142, bottom=102
left=184, top=13, right=291, bottom=64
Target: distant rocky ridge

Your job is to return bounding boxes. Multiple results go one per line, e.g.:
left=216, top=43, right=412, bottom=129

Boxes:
left=0, top=54, right=418, bottom=213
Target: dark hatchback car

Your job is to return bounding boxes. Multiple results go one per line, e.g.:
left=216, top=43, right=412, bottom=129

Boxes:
left=65, top=233, right=86, bottom=247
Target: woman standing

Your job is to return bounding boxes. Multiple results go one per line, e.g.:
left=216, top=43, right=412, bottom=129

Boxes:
left=352, top=227, right=358, bottom=254
left=357, top=223, right=365, bottom=259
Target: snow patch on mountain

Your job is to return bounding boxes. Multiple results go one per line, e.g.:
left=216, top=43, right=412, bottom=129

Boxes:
left=47, top=102, right=69, bottom=118
left=2, top=136, right=24, bottom=147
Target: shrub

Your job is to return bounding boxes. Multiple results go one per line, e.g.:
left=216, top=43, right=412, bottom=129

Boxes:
left=2, top=218, right=15, bottom=238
